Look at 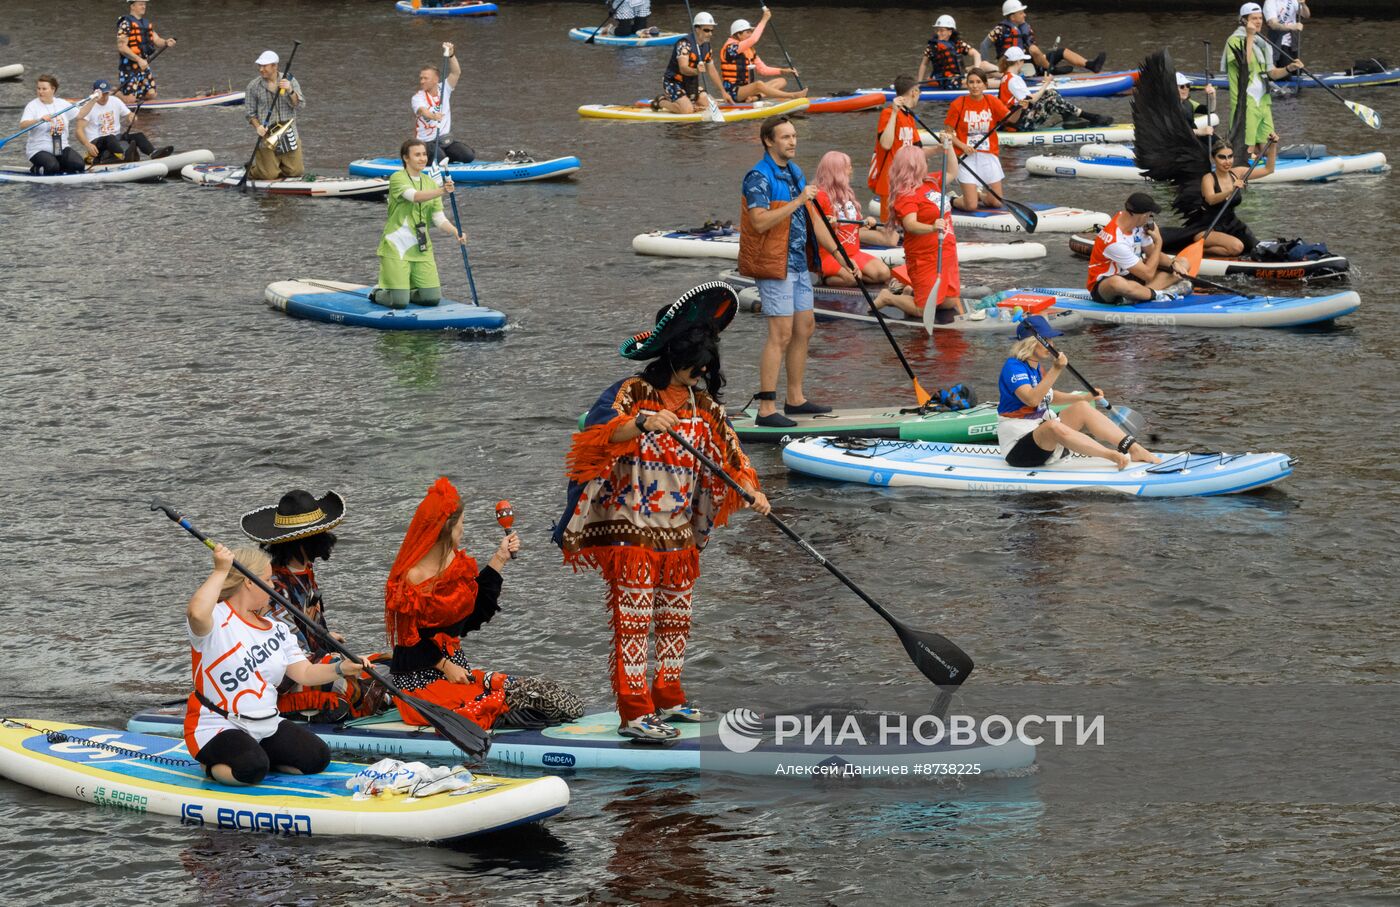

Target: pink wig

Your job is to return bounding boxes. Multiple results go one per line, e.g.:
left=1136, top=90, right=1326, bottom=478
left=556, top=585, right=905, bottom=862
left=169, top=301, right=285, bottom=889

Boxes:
left=885, top=145, right=929, bottom=230
left=811, top=150, right=855, bottom=214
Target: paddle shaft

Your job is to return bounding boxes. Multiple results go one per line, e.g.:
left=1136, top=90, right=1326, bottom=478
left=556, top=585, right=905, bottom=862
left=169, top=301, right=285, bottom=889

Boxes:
left=1254, top=31, right=1347, bottom=105
left=432, top=49, right=480, bottom=305
left=811, top=197, right=931, bottom=404
left=118, top=42, right=170, bottom=141
left=1203, top=41, right=1214, bottom=170
left=238, top=40, right=301, bottom=190
left=1196, top=139, right=1269, bottom=246
left=763, top=6, right=804, bottom=90
left=664, top=429, right=964, bottom=682
left=0, top=92, right=97, bottom=150
left=586, top=0, right=623, bottom=43
left=924, top=136, right=951, bottom=331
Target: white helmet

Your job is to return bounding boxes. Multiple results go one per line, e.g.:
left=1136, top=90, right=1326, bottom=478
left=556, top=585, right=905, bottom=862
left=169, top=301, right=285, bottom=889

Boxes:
left=934, top=14, right=956, bottom=29
left=730, top=18, right=753, bottom=35
left=1238, top=2, right=1262, bottom=16
left=693, top=11, right=715, bottom=27
left=1002, top=0, right=1028, bottom=15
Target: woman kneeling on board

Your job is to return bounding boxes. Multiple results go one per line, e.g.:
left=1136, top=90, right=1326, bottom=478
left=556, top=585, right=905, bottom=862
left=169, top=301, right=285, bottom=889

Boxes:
left=386, top=478, right=583, bottom=731
left=371, top=139, right=468, bottom=309
left=998, top=316, right=1160, bottom=471
left=811, top=150, right=896, bottom=288
left=186, top=544, right=367, bottom=785
left=555, top=283, right=769, bottom=741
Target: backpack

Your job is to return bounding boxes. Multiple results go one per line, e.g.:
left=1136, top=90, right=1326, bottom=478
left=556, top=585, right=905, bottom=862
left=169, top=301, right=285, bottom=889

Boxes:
left=1251, top=238, right=1330, bottom=262
left=1351, top=58, right=1391, bottom=75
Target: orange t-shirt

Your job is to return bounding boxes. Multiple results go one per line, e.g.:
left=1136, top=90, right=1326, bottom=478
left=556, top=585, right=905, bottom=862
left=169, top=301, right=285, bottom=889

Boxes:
left=867, top=107, right=921, bottom=198
left=945, top=94, right=1010, bottom=156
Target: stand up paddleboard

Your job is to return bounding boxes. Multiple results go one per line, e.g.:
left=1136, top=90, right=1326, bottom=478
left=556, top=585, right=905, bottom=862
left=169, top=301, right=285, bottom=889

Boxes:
left=783, top=438, right=1295, bottom=497
left=127, top=705, right=1036, bottom=775
left=264, top=279, right=507, bottom=332
left=0, top=718, right=567, bottom=841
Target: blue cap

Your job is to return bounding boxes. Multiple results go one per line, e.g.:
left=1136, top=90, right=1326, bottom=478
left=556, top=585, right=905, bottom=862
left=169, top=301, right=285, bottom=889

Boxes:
left=93, top=79, right=112, bottom=92
left=1015, top=314, right=1063, bottom=340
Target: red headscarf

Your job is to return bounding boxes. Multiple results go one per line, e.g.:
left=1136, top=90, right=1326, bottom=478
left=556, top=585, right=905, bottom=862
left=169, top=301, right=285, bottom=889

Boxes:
left=384, top=477, right=480, bottom=649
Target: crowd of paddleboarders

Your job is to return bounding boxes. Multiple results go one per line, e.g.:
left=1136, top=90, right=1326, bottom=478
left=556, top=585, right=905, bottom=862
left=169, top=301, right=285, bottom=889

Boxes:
left=2, top=0, right=1361, bottom=789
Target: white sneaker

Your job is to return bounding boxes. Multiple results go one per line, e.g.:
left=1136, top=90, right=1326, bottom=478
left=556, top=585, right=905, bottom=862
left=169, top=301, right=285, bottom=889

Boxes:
left=658, top=704, right=714, bottom=723
left=618, top=713, right=680, bottom=740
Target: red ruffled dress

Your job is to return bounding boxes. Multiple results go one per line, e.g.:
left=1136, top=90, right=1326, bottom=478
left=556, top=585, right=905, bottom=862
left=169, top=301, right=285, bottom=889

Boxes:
left=385, top=551, right=510, bottom=729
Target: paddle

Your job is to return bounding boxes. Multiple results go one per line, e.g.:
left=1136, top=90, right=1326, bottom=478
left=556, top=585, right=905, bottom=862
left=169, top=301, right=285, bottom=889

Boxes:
left=118, top=42, right=170, bottom=143
left=237, top=40, right=301, bottom=192
left=922, top=136, right=952, bottom=334
left=0, top=91, right=98, bottom=151
left=811, top=197, right=933, bottom=407
left=665, top=429, right=973, bottom=688
left=762, top=5, right=804, bottom=91
left=1257, top=32, right=1381, bottom=129
left=1006, top=300, right=1147, bottom=437
left=150, top=499, right=492, bottom=759
left=1202, top=41, right=1215, bottom=170
left=678, top=0, right=725, bottom=122
left=1176, top=138, right=1271, bottom=277
left=585, top=0, right=622, bottom=43
left=904, top=106, right=1038, bottom=233
left=429, top=47, right=480, bottom=305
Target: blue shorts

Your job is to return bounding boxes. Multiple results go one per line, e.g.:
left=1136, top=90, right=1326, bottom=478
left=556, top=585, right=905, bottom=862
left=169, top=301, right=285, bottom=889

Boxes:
left=756, top=268, right=814, bottom=317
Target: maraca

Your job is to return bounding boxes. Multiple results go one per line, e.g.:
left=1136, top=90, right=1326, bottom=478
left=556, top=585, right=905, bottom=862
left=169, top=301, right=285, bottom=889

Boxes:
left=495, top=500, right=517, bottom=559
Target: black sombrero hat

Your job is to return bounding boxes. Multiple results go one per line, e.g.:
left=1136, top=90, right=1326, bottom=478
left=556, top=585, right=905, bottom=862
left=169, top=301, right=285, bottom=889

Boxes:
left=241, top=490, right=346, bottom=545
left=619, top=281, right=738, bottom=361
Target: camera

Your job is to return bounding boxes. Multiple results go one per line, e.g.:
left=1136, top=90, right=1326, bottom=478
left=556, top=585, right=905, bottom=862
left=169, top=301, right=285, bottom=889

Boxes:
left=415, top=223, right=429, bottom=253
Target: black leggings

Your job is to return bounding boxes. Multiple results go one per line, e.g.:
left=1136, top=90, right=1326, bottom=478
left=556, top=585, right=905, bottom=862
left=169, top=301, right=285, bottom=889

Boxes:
left=196, top=722, right=330, bottom=786
left=425, top=136, right=475, bottom=164
left=29, top=148, right=85, bottom=175
left=615, top=15, right=649, bottom=36
left=94, top=132, right=155, bottom=160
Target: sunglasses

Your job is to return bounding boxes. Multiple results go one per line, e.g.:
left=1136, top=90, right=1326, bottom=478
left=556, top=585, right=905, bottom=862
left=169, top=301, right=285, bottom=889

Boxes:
left=697, top=26, right=714, bottom=32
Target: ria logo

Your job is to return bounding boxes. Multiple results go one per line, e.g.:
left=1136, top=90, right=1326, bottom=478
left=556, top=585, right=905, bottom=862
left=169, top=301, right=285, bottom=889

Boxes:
left=717, top=708, right=764, bottom=753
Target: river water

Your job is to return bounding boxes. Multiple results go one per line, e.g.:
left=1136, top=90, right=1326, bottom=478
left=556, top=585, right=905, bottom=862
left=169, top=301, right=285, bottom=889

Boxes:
left=1, top=2, right=1398, bottom=904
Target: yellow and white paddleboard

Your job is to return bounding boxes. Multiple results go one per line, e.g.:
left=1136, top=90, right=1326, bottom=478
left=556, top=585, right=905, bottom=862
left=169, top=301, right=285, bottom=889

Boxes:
left=578, top=97, right=809, bottom=123
left=0, top=719, right=567, bottom=841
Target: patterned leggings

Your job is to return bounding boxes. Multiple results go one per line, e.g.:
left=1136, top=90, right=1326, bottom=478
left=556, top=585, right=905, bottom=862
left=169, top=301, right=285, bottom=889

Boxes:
left=607, top=571, right=696, bottom=722
left=1018, top=90, right=1080, bottom=131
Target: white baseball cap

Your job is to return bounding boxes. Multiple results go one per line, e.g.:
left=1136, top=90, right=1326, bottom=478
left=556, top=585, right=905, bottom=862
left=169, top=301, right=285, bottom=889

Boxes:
left=1175, top=71, right=1192, bottom=86
left=1239, top=2, right=1262, bottom=16
left=730, top=18, right=753, bottom=35
left=692, top=11, right=715, bottom=27
left=934, top=14, right=956, bottom=28
left=255, top=50, right=279, bottom=66
left=1002, top=1, right=1028, bottom=15
left=1004, top=46, right=1030, bottom=62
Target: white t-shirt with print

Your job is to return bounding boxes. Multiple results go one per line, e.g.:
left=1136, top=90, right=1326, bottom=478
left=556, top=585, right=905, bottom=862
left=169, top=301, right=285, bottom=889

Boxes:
left=413, top=80, right=453, bottom=141
left=21, top=97, right=78, bottom=158
left=83, top=96, right=132, bottom=139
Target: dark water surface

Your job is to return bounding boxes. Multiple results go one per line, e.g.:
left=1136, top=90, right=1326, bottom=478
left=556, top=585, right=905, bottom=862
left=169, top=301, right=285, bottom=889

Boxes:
left=2, top=2, right=1398, bottom=904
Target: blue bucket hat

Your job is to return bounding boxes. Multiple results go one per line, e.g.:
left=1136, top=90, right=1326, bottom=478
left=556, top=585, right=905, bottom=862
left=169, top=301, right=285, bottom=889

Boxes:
left=1015, top=314, right=1063, bottom=341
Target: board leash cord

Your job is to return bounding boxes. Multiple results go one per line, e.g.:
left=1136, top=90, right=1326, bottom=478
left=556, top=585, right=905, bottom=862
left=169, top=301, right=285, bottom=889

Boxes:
left=1, top=718, right=199, bottom=767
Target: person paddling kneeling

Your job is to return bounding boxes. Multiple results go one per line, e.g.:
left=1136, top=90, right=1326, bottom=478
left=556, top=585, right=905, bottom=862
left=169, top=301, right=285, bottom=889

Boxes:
left=371, top=139, right=467, bottom=309
left=998, top=315, right=1160, bottom=471
left=185, top=544, right=367, bottom=786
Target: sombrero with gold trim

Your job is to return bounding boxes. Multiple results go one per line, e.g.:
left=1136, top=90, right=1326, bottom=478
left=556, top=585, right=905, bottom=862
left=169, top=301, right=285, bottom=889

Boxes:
left=241, top=490, right=346, bottom=545
left=620, top=281, right=737, bottom=361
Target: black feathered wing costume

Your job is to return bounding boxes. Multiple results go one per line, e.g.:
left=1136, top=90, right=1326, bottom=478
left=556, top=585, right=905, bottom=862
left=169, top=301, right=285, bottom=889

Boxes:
left=1132, top=50, right=1255, bottom=253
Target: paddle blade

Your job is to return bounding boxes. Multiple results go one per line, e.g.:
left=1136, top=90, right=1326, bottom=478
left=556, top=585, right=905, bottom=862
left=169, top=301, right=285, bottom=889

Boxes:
left=703, top=97, right=726, bottom=123
left=394, top=689, right=492, bottom=759
left=1006, top=199, right=1039, bottom=233
left=1178, top=239, right=1205, bottom=277
left=913, top=379, right=933, bottom=407
left=922, top=274, right=943, bottom=334
left=893, top=622, right=975, bottom=687
left=1346, top=100, right=1382, bottom=130
left=1102, top=402, right=1148, bottom=438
